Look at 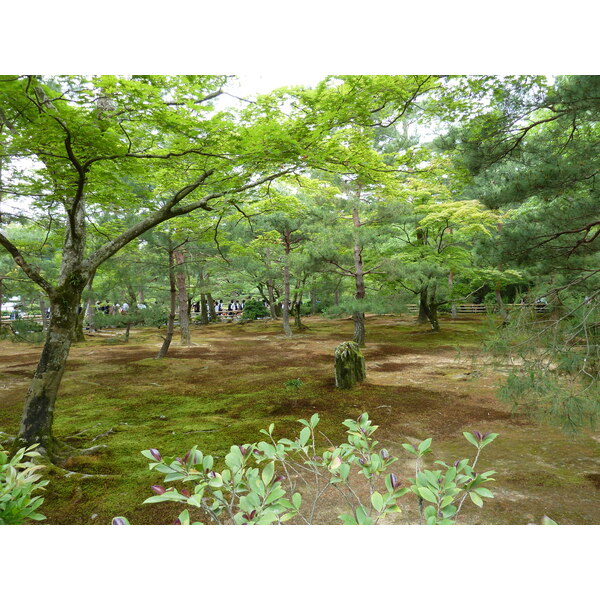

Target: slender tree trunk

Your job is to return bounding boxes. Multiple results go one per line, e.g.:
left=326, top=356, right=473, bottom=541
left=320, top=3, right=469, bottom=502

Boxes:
left=267, top=279, right=278, bottom=318
left=449, top=271, right=457, bottom=319
left=40, top=295, right=48, bottom=330
left=334, top=283, right=340, bottom=306
left=310, top=285, right=317, bottom=315
left=156, top=247, right=176, bottom=359
left=352, top=206, right=366, bottom=347
left=207, top=293, right=217, bottom=321
left=282, top=233, right=292, bottom=338
left=200, top=292, right=209, bottom=325
left=174, top=249, right=190, bottom=346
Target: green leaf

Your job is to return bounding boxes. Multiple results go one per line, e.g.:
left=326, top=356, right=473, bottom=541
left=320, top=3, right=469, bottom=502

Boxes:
left=371, top=492, right=384, bottom=513
left=310, top=413, right=320, bottom=428
left=542, top=515, right=558, bottom=525
left=417, top=487, right=438, bottom=503
left=355, top=506, right=372, bottom=525
left=474, top=487, right=494, bottom=498
left=299, top=426, right=311, bottom=447
left=418, top=438, right=432, bottom=454
left=338, top=513, right=357, bottom=525
left=261, top=461, right=275, bottom=486
left=463, top=432, right=479, bottom=448
left=469, top=491, right=483, bottom=507
left=401, top=443, right=418, bottom=456
left=292, top=492, right=302, bottom=510
left=440, top=495, right=454, bottom=508
left=480, top=433, right=499, bottom=448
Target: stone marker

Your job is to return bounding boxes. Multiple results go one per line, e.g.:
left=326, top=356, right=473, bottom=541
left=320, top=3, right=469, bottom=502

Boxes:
left=334, top=341, right=366, bottom=389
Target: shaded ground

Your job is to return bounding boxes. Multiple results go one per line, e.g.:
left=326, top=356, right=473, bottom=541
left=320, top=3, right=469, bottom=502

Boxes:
left=0, top=314, right=598, bottom=525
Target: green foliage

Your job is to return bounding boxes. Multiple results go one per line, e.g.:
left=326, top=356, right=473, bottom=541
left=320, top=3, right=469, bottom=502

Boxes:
left=0, top=319, right=45, bottom=344
left=241, top=299, right=269, bottom=320
left=283, top=378, right=304, bottom=392
left=116, top=413, right=497, bottom=525
left=0, top=444, right=48, bottom=524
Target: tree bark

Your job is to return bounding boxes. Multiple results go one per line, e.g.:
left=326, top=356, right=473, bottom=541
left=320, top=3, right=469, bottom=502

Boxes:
left=352, top=207, right=366, bottom=347
left=156, top=246, right=176, bottom=359
left=200, top=292, right=209, bottom=325
left=40, top=295, right=48, bottom=330
left=449, top=271, right=457, bottom=319
left=174, top=249, right=190, bottom=346
left=282, top=230, right=292, bottom=338
left=207, top=293, right=217, bottom=321
left=16, top=284, right=84, bottom=453
left=267, top=279, right=278, bottom=318
left=310, top=285, right=317, bottom=315
left=417, top=285, right=429, bottom=325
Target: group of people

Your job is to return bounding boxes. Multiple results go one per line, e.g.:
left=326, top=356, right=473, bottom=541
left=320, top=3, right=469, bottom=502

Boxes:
left=192, top=299, right=246, bottom=316
left=94, top=300, right=147, bottom=315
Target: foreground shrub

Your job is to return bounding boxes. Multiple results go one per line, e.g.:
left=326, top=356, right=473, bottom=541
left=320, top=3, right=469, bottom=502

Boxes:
left=113, top=414, right=498, bottom=525
left=0, top=444, right=48, bottom=525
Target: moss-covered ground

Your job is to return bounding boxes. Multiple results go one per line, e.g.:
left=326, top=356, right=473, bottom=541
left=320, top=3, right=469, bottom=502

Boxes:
left=0, top=314, right=598, bottom=525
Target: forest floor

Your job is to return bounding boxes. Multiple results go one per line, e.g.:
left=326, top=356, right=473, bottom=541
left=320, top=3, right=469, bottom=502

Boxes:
left=1, top=314, right=599, bottom=525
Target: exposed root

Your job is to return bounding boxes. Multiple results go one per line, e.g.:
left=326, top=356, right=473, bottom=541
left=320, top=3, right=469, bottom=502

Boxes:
left=79, top=444, right=109, bottom=455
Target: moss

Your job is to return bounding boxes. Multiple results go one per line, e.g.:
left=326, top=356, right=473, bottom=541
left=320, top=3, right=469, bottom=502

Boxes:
left=1, top=314, right=599, bottom=525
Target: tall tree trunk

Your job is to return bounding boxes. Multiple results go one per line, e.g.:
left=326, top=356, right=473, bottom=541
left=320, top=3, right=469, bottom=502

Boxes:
left=156, top=247, right=176, bottom=359
left=207, top=293, right=217, bottom=321
left=17, top=184, right=89, bottom=454
left=174, top=249, right=190, bottom=346
left=282, top=232, right=292, bottom=338
left=40, top=295, right=48, bottom=330
left=426, top=280, right=440, bottom=332
left=352, top=207, right=366, bottom=347
left=417, top=285, right=429, bottom=325
left=449, top=271, right=457, bottom=319
left=310, top=285, right=317, bottom=315
left=200, top=292, right=209, bottom=325
left=267, top=279, right=278, bottom=318
left=17, top=284, right=84, bottom=453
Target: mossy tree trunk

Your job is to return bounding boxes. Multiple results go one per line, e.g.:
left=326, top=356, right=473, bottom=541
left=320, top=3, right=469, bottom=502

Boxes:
left=17, top=284, right=84, bottom=453
left=157, top=245, right=177, bottom=359
left=207, top=293, right=217, bottom=321
left=200, top=292, right=209, bottom=325
left=334, top=341, right=366, bottom=389
left=174, top=249, right=190, bottom=346
left=352, top=207, right=366, bottom=347
left=282, top=230, right=292, bottom=338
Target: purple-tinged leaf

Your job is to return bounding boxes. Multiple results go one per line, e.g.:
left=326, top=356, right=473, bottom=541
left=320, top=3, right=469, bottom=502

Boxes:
left=151, top=485, right=166, bottom=495
left=149, top=448, right=162, bottom=462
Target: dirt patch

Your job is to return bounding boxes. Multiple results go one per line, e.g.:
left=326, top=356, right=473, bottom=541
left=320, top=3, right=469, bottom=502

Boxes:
left=369, top=361, right=421, bottom=372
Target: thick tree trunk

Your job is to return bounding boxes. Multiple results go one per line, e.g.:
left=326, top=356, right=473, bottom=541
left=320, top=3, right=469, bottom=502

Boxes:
left=200, top=292, right=209, bottom=325
left=156, top=247, right=177, bottom=359
left=16, top=285, right=83, bottom=452
left=174, top=249, right=190, bottom=346
left=352, top=207, right=366, bottom=347
left=426, top=280, right=440, bottom=332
